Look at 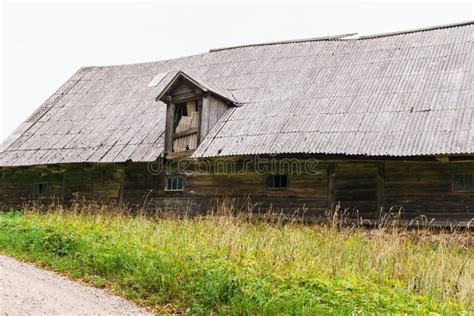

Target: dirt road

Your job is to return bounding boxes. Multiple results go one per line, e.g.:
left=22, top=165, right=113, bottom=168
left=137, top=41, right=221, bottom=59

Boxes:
left=0, top=255, right=151, bottom=315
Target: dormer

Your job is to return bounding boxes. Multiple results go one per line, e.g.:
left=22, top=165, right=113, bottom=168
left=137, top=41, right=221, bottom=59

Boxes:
left=156, top=71, right=237, bottom=158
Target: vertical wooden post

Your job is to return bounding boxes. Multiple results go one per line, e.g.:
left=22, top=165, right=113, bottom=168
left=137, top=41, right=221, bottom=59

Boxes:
left=377, top=162, right=385, bottom=212
left=200, top=95, right=210, bottom=143
left=196, top=98, right=203, bottom=144
left=165, top=101, right=175, bottom=153
left=327, top=163, right=335, bottom=210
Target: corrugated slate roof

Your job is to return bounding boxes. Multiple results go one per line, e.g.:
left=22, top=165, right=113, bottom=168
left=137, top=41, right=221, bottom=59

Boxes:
left=0, top=66, right=167, bottom=166
left=0, top=22, right=472, bottom=166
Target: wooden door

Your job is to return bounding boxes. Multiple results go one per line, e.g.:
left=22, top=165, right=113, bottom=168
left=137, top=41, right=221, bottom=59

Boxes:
left=334, top=162, right=378, bottom=218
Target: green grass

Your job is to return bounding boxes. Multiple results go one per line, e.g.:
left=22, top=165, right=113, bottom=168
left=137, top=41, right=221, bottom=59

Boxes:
left=0, top=210, right=472, bottom=314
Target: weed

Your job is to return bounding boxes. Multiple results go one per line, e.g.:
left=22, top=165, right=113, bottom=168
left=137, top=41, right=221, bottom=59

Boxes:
left=0, top=205, right=472, bottom=314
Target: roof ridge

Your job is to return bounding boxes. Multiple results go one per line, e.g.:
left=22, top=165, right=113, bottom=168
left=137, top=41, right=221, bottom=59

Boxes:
left=209, top=21, right=473, bottom=52
left=209, top=33, right=358, bottom=52
left=358, top=20, right=473, bottom=39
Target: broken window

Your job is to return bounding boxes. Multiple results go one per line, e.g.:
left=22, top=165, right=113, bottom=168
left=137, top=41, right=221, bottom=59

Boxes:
left=173, top=100, right=199, bottom=152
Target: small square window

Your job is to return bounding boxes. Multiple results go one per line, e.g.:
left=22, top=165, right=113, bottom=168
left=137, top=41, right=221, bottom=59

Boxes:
left=33, top=183, right=49, bottom=195
left=266, top=174, right=288, bottom=189
left=453, top=174, right=473, bottom=192
left=165, top=176, right=184, bottom=192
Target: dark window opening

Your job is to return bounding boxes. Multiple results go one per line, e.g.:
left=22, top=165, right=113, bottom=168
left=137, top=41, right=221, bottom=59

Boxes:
left=174, top=103, right=188, bottom=131
left=173, top=100, right=198, bottom=132
left=453, top=174, right=473, bottom=192
left=165, top=176, right=185, bottom=192
left=33, top=183, right=49, bottom=195
left=266, top=174, right=288, bottom=189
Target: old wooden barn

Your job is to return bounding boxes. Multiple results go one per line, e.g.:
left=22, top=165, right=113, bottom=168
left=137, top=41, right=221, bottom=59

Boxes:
left=0, top=22, right=473, bottom=225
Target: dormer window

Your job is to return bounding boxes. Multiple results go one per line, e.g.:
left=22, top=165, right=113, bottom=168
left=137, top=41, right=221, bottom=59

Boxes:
left=156, top=71, right=238, bottom=157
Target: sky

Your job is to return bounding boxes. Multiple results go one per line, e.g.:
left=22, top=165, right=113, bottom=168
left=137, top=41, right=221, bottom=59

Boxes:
left=0, top=1, right=472, bottom=142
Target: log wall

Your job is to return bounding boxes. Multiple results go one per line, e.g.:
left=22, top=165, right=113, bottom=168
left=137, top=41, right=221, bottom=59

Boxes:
left=384, top=161, right=473, bottom=221
left=0, top=164, right=123, bottom=208
left=1, top=159, right=472, bottom=224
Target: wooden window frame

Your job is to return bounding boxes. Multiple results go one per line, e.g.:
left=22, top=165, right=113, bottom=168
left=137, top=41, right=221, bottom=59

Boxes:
left=33, top=182, right=49, bottom=195
left=265, top=174, right=289, bottom=190
left=452, top=173, right=474, bottom=192
left=165, top=176, right=185, bottom=192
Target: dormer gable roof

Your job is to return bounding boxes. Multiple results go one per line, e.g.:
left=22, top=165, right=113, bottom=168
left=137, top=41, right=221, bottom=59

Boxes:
left=156, top=71, right=238, bottom=105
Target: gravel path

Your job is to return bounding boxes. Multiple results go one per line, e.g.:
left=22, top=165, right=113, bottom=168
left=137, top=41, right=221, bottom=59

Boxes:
left=0, top=255, right=152, bottom=315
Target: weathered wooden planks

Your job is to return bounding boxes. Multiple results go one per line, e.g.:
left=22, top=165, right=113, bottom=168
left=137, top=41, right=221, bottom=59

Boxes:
left=200, top=95, right=229, bottom=143
left=1, top=159, right=473, bottom=224
left=384, top=161, right=474, bottom=215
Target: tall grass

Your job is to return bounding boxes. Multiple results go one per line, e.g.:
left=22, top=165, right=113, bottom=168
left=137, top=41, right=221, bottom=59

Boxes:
left=0, top=204, right=472, bottom=314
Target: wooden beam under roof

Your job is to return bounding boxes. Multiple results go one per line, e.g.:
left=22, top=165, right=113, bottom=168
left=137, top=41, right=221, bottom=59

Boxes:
left=435, top=156, right=450, bottom=163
